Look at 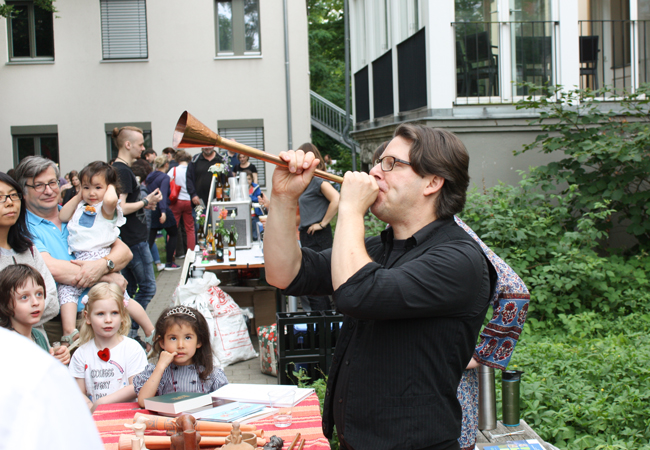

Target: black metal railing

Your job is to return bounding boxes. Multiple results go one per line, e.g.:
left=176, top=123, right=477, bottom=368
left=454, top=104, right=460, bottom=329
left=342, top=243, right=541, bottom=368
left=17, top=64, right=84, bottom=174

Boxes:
left=454, top=22, right=501, bottom=101
left=511, top=21, right=558, bottom=96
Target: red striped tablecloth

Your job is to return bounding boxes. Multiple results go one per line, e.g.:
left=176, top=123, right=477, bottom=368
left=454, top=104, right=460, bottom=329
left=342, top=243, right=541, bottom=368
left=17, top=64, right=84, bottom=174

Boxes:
left=93, top=393, right=330, bottom=450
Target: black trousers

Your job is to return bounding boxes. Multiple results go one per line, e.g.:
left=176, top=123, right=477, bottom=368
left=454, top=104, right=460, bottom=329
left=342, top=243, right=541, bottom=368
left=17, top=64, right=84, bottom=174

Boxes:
left=149, top=225, right=178, bottom=263
left=299, top=224, right=333, bottom=311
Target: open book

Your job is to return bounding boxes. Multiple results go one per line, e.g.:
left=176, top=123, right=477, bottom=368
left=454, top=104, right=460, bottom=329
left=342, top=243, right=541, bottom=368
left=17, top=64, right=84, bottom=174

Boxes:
left=211, top=384, right=314, bottom=407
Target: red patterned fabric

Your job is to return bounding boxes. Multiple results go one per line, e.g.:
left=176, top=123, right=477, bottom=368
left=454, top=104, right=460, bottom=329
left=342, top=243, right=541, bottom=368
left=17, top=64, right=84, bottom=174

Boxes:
left=93, top=393, right=329, bottom=449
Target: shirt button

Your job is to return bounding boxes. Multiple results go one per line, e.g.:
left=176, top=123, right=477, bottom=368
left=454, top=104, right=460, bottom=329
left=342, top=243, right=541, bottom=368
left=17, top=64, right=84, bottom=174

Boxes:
left=338, top=398, right=343, bottom=403
left=325, top=389, right=330, bottom=396
left=345, top=360, right=350, bottom=366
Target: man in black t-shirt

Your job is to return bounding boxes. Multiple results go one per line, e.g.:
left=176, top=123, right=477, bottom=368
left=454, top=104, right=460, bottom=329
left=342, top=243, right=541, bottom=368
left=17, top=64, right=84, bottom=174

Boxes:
left=187, top=147, right=226, bottom=207
left=110, top=126, right=162, bottom=338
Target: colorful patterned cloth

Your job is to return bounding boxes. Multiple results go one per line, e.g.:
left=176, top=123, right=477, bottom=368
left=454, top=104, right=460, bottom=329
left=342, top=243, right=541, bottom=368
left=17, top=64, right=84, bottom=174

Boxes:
left=454, top=216, right=531, bottom=449
left=258, top=323, right=279, bottom=377
left=93, top=394, right=330, bottom=450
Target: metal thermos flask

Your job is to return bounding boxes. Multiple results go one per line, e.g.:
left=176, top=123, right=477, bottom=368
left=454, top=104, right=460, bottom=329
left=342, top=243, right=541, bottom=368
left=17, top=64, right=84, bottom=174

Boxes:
left=478, top=365, right=497, bottom=430
left=502, top=370, right=524, bottom=426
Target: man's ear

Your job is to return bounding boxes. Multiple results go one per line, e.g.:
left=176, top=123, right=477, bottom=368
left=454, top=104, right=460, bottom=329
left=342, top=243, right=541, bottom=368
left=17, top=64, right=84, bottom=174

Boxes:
left=423, top=175, right=444, bottom=197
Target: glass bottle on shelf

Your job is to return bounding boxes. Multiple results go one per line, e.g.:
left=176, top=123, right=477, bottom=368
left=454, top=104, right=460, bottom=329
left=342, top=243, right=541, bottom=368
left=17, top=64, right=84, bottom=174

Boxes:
left=197, top=225, right=206, bottom=250
left=224, top=177, right=231, bottom=202
left=216, top=233, right=224, bottom=263
left=228, top=230, right=237, bottom=262
left=215, top=175, right=224, bottom=201
left=206, top=224, right=215, bottom=257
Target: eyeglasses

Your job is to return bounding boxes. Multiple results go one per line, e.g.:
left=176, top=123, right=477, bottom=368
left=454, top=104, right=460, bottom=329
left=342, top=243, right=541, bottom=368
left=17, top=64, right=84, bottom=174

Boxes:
left=375, top=156, right=412, bottom=172
left=24, top=180, right=60, bottom=193
left=0, top=193, right=22, bottom=204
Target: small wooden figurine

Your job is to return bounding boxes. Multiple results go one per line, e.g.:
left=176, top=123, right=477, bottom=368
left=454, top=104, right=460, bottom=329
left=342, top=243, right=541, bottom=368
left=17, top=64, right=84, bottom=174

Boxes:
left=124, top=415, right=148, bottom=450
left=221, top=422, right=254, bottom=450
left=171, top=414, right=201, bottom=450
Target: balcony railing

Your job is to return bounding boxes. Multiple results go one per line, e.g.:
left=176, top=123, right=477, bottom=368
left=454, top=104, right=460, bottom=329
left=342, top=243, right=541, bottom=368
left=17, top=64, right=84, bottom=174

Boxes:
left=453, top=21, right=558, bottom=104
left=579, top=20, right=650, bottom=97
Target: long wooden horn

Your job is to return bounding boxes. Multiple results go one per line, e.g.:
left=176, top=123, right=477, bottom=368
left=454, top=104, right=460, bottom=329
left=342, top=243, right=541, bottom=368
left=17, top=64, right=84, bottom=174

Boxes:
left=173, top=111, right=344, bottom=184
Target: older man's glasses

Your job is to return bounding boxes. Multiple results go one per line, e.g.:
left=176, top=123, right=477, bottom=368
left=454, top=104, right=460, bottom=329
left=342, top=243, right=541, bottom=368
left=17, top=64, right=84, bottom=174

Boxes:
left=25, top=180, right=60, bottom=193
left=375, top=156, right=412, bottom=172
left=0, top=193, right=22, bottom=203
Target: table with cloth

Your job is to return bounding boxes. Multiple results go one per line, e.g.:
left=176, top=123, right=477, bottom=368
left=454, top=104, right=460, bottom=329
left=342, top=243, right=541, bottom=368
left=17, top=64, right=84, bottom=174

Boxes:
left=93, top=394, right=330, bottom=450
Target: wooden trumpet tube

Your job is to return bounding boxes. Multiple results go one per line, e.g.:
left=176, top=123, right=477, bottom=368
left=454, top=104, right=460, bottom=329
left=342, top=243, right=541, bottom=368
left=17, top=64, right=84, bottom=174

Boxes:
left=173, top=111, right=344, bottom=184
left=118, top=434, right=266, bottom=450
left=133, top=413, right=257, bottom=433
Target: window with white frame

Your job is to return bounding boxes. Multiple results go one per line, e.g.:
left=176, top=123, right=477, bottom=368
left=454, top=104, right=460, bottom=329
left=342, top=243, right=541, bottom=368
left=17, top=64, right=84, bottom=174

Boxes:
left=100, top=0, right=148, bottom=60
left=11, top=126, right=59, bottom=167
left=374, top=0, right=390, bottom=52
left=218, top=120, right=266, bottom=187
left=5, top=1, right=54, bottom=61
left=399, top=0, right=419, bottom=42
left=215, top=0, right=261, bottom=56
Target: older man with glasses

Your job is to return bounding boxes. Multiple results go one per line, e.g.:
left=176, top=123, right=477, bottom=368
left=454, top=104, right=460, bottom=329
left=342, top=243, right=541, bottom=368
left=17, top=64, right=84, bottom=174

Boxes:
left=15, top=156, right=133, bottom=346
left=264, top=124, right=497, bottom=450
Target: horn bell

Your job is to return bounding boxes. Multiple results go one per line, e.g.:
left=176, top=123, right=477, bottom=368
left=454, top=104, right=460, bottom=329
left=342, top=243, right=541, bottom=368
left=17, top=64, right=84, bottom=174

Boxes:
left=172, top=111, right=221, bottom=149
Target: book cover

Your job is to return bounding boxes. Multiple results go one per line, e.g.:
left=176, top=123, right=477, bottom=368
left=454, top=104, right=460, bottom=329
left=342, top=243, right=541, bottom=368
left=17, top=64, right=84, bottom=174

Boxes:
left=211, top=383, right=314, bottom=407
left=194, top=402, right=265, bottom=423
left=144, top=392, right=213, bottom=415
left=478, top=439, right=545, bottom=450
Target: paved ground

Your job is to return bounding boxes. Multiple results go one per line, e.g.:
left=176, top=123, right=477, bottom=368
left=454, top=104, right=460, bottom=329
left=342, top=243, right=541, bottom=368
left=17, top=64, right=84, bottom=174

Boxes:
left=142, top=260, right=277, bottom=385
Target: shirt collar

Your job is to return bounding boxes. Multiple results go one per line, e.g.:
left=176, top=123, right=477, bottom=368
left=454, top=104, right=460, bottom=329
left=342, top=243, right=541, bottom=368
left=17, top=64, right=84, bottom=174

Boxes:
left=26, top=207, right=61, bottom=226
left=380, top=218, right=454, bottom=249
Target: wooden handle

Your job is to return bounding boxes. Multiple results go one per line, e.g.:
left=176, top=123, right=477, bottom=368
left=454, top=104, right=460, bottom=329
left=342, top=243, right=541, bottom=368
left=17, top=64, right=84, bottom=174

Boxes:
left=287, top=433, right=301, bottom=450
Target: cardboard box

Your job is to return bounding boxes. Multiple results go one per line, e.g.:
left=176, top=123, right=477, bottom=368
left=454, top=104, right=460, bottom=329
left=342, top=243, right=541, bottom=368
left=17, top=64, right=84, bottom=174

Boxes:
left=221, top=285, right=277, bottom=335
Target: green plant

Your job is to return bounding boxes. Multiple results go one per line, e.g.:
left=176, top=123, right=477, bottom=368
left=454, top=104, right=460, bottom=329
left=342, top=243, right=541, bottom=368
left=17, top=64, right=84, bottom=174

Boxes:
left=295, top=368, right=340, bottom=449
left=515, top=83, right=650, bottom=250
left=504, top=312, right=650, bottom=449
left=460, top=179, right=650, bottom=321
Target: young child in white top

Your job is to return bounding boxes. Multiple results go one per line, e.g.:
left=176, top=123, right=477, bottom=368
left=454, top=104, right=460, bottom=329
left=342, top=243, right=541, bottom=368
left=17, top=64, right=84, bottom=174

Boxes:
left=58, top=161, right=154, bottom=348
left=69, top=282, right=147, bottom=410
left=133, top=305, right=228, bottom=407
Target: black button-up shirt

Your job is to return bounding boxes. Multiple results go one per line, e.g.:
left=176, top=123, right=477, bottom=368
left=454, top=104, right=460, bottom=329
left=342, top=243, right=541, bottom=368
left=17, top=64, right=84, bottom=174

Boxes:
left=284, top=219, right=495, bottom=450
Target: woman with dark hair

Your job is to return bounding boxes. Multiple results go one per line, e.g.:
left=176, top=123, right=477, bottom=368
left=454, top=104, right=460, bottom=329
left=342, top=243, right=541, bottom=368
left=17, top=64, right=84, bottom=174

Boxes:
left=0, top=172, right=62, bottom=349
left=296, top=143, right=340, bottom=311
left=234, top=154, right=258, bottom=184
left=167, top=150, right=195, bottom=253
left=61, top=170, right=80, bottom=205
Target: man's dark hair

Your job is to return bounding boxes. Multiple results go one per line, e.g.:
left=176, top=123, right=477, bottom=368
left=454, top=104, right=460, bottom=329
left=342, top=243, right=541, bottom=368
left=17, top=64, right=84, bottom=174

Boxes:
left=393, top=124, right=470, bottom=220
left=141, top=148, right=156, bottom=159
left=162, top=147, right=176, bottom=156
left=131, top=159, right=153, bottom=182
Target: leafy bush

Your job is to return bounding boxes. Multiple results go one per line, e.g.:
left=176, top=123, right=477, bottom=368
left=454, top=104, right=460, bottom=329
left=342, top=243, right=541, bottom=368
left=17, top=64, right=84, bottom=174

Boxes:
left=515, top=84, right=650, bottom=250
left=505, top=312, right=650, bottom=449
left=459, top=179, right=650, bottom=321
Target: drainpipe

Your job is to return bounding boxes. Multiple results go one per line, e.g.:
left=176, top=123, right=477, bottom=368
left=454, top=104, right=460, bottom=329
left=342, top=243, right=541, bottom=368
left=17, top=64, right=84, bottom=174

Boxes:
left=343, top=0, right=357, bottom=171
left=283, top=0, right=293, bottom=150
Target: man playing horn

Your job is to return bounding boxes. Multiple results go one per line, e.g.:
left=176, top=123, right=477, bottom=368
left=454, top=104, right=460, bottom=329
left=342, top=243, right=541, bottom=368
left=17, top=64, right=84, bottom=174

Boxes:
left=264, top=124, right=496, bottom=450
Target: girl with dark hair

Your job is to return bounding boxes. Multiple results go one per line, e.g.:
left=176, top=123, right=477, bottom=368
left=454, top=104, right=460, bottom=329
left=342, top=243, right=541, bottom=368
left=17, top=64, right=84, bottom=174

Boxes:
left=57, top=161, right=154, bottom=346
left=0, top=172, right=61, bottom=345
left=134, top=305, right=228, bottom=407
left=296, top=143, right=340, bottom=311
left=0, top=264, right=70, bottom=364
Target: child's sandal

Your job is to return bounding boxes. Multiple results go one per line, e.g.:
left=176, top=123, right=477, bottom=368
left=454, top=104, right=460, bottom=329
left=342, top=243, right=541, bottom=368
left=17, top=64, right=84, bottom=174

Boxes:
left=61, top=328, right=79, bottom=347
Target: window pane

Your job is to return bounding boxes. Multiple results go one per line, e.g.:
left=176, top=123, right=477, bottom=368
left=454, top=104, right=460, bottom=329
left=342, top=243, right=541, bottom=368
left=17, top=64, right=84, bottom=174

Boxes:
left=218, top=1, right=233, bottom=52
left=39, top=136, right=59, bottom=164
left=10, top=5, right=30, bottom=57
left=244, top=0, right=260, bottom=52
left=17, top=137, right=35, bottom=162
left=34, top=5, right=54, bottom=57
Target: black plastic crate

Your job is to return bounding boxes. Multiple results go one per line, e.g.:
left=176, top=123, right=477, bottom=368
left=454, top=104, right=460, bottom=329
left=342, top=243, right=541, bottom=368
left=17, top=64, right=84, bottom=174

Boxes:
left=322, top=310, right=344, bottom=353
left=278, top=354, right=328, bottom=385
left=277, top=311, right=325, bottom=358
